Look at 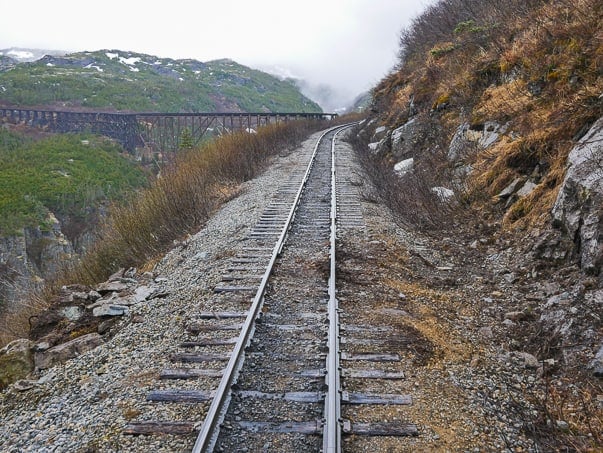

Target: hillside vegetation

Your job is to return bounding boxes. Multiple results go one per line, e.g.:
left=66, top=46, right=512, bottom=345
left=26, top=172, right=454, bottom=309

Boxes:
left=0, top=129, right=148, bottom=236
left=369, top=0, right=601, bottom=230
left=0, top=50, right=322, bottom=113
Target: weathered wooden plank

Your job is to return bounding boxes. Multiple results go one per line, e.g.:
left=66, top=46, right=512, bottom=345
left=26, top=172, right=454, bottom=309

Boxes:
left=342, top=369, right=405, bottom=379
left=237, top=391, right=323, bottom=403
left=227, top=267, right=266, bottom=272
left=170, top=353, right=230, bottom=363
left=221, top=275, right=263, bottom=281
left=213, top=286, right=256, bottom=293
left=123, top=421, right=196, bottom=435
left=231, top=258, right=266, bottom=263
left=342, top=391, right=412, bottom=405
left=298, top=369, right=326, bottom=378
left=340, top=352, right=400, bottom=362
left=160, top=368, right=224, bottom=379
left=146, top=389, right=213, bottom=402
left=248, top=232, right=281, bottom=236
left=235, top=420, right=322, bottom=434
left=179, top=338, right=237, bottom=347
left=343, top=420, right=418, bottom=436
left=196, top=312, right=247, bottom=319
left=186, top=323, right=243, bottom=334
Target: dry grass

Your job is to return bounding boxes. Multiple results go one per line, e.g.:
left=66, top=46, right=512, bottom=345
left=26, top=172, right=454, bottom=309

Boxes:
left=0, top=119, right=327, bottom=347
left=370, top=0, right=602, bottom=231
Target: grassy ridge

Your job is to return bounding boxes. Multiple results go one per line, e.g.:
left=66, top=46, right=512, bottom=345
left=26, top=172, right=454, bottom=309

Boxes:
left=372, top=0, right=601, bottom=228
left=0, top=51, right=322, bottom=113
left=0, top=130, right=148, bottom=235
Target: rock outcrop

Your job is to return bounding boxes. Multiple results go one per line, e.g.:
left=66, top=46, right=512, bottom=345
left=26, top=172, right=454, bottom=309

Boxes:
left=552, top=117, right=603, bottom=274
left=34, top=333, right=102, bottom=370
left=0, top=339, right=34, bottom=390
left=0, top=213, right=75, bottom=304
left=0, top=268, right=168, bottom=388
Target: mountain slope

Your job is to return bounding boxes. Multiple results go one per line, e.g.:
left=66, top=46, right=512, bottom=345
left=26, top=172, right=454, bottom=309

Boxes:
left=0, top=50, right=322, bottom=113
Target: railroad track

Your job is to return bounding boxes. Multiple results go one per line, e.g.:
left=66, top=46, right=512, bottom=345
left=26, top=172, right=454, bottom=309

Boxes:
left=124, top=125, right=419, bottom=452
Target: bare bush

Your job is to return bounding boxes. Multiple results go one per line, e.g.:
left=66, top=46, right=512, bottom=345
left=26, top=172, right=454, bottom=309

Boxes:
left=350, top=124, right=470, bottom=232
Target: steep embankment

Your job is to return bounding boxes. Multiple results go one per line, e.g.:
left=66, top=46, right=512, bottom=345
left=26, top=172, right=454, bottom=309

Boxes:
left=358, top=0, right=601, bottom=272
left=0, top=50, right=322, bottom=113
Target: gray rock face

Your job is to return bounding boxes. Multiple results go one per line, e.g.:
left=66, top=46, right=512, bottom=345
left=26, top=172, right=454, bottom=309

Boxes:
left=391, top=119, right=420, bottom=158
left=448, top=121, right=507, bottom=164
left=34, top=333, right=103, bottom=370
left=552, top=117, right=603, bottom=273
left=592, top=343, right=603, bottom=377
left=448, top=122, right=472, bottom=162
left=0, top=213, right=75, bottom=305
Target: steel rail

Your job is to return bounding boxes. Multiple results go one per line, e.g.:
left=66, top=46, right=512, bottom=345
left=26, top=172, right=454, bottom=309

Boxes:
left=324, top=124, right=355, bottom=453
left=191, top=125, right=346, bottom=453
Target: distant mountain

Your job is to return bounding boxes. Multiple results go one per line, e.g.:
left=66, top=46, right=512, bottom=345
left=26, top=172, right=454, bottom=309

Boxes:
left=349, top=91, right=371, bottom=112
left=0, top=47, right=67, bottom=62
left=0, top=50, right=322, bottom=113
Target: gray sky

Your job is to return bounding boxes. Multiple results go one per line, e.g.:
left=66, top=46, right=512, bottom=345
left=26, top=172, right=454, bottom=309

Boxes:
left=0, top=0, right=430, bottom=110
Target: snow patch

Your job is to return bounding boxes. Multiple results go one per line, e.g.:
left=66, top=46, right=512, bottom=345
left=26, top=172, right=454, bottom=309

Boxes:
left=85, top=63, right=104, bottom=72
left=1, top=86, right=6, bottom=92
left=129, top=67, right=139, bottom=72
left=178, top=77, right=184, bottom=81
left=46, top=63, right=55, bottom=67
left=106, top=52, right=118, bottom=59
left=119, top=56, right=141, bottom=66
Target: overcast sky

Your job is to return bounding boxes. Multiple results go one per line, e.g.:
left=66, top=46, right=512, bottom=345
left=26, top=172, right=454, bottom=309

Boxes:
left=0, top=0, right=431, bottom=110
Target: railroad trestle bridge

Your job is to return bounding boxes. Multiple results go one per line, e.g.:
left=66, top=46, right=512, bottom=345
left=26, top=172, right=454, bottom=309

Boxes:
left=0, top=108, right=336, bottom=153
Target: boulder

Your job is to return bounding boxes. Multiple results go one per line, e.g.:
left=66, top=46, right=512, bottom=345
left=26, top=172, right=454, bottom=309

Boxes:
left=0, top=339, right=35, bottom=389
left=552, top=117, right=603, bottom=273
left=133, top=285, right=155, bottom=303
left=498, top=178, right=524, bottom=199
left=448, top=122, right=471, bottom=162
left=368, top=139, right=386, bottom=153
left=92, top=303, right=129, bottom=317
left=516, top=180, right=538, bottom=197
left=59, top=306, right=85, bottom=321
left=394, top=158, right=414, bottom=176
left=448, top=121, right=507, bottom=163
left=391, top=119, right=419, bottom=158
left=34, top=333, right=103, bottom=370
left=431, top=187, right=454, bottom=202
left=97, top=280, right=129, bottom=294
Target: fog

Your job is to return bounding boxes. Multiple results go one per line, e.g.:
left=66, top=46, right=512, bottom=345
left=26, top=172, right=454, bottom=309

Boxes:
left=0, top=0, right=431, bottom=110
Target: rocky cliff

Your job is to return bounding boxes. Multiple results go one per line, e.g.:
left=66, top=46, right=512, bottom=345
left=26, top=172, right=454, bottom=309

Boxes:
left=0, top=213, right=75, bottom=306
